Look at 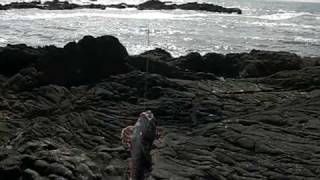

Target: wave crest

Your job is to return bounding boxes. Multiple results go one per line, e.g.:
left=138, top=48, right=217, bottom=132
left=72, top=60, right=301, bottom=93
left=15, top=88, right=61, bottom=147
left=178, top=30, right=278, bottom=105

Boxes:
left=257, top=12, right=312, bottom=20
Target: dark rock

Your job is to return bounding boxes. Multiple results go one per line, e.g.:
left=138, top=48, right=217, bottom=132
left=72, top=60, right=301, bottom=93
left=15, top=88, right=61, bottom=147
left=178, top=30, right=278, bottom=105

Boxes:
left=139, top=48, right=173, bottom=62
left=127, top=55, right=179, bottom=78
left=4, top=1, right=40, bottom=9
left=262, top=66, right=320, bottom=90
left=107, top=3, right=136, bottom=9
left=137, top=0, right=242, bottom=14
left=5, top=67, right=40, bottom=91
left=301, top=57, right=320, bottom=68
left=109, top=71, right=186, bottom=98
left=0, top=44, right=44, bottom=76
left=170, top=52, right=205, bottom=72
left=193, top=72, right=218, bottom=80
left=203, top=52, right=239, bottom=77
left=83, top=4, right=106, bottom=10
left=235, top=136, right=255, bottom=150
left=0, top=0, right=105, bottom=10
left=238, top=50, right=302, bottom=78
left=170, top=50, right=303, bottom=78
left=46, top=163, right=73, bottom=179
left=42, top=0, right=80, bottom=10
left=0, top=35, right=320, bottom=180
left=178, top=2, right=242, bottom=14
left=129, top=49, right=218, bottom=80
left=0, top=0, right=242, bottom=14
left=23, top=168, right=41, bottom=180
left=33, top=160, right=50, bottom=175
left=0, top=149, right=24, bottom=180
left=38, top=35, right=130, bottom=86
left=0, top=166, right=21, bottom=180
left=137, top=0, right=176, bottom=10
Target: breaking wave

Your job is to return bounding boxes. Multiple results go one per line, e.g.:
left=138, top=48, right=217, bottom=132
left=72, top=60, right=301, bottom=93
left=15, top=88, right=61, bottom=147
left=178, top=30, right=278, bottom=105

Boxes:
left=257, top=12, right=312, bottom=20
left=0, top=37, right=7, bottom=43
left=1, top=10, right=208, bottom=21
left=279, top=36, right=320, bottom=46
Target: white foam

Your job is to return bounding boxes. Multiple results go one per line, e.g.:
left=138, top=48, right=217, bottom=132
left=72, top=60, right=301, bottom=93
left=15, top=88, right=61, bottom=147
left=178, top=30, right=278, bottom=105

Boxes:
left=247, top=21, right=318, bottom=30
left=2, top=10, right=208, bottom=21
left=257, top=12, right=311, bottom=20
left=246, top=36, right=275, bottom=41
left=294, top=36, right=319, bottom=43
left=0, top=38, right=7, bottom=43
left=183, top=37, right=193, bottom=41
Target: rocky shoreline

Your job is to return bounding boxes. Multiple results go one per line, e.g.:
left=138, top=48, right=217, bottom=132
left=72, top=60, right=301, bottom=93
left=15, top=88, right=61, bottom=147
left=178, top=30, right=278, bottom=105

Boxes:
left=0, top=35, right=319, bottom=180
left=0, top=0, right=242, bottom=14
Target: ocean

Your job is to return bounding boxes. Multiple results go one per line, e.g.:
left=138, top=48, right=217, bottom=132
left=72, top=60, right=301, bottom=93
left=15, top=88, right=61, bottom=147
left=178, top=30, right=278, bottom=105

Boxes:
left=0, top=0, right=319, bottom=57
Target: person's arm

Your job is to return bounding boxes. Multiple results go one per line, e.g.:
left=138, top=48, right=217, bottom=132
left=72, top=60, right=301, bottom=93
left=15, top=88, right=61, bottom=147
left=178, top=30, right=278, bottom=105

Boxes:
left=152, top=127, right=164, bottom=148
left=156, top=127, right=162, bottom=140
left=121, top=126, right=135, bottom=145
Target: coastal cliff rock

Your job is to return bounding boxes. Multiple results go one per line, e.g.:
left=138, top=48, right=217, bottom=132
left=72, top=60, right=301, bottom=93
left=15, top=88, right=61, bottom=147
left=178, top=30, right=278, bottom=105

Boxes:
left=0, top=35, right=319, bottom=180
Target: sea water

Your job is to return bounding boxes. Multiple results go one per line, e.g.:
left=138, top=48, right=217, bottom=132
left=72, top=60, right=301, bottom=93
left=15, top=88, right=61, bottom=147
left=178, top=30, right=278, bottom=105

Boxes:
left=0, top=0, right=319, bottom=57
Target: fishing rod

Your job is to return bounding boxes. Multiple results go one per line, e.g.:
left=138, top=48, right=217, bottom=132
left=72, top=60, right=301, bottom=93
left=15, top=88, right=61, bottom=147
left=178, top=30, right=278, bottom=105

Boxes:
left=143, top=21, right=151, bottom=111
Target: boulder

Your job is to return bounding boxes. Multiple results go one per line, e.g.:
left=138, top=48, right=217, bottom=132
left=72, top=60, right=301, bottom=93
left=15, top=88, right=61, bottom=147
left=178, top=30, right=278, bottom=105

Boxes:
left=37, top=35, right=131, bottom=86
left=238, top=50, right=302, bottom=78
left=42, top=0, right=80, bottom=10
left=137, top=0, right=242, bottom=14
left=5, top=67, right=40, bottom=91
left=139, top=48, right=173, bottom=62
left=202, top=50, right=303, bottom=78
left=169, top=52, right=205, bottom=72
left=127, top=56, right=179, bottom=78
left=107, top=3, right=136, bottom=9
left=129, top=50, right=219, bottom=80
left=178, top=2, right=242, bottom=14
left=137, top=0, right=176, bottom=10
left=3, top=1, right=40, bottom=9
left=127, top=49, right=179, bottom=78
left=203, top=52, right=239, bottom=77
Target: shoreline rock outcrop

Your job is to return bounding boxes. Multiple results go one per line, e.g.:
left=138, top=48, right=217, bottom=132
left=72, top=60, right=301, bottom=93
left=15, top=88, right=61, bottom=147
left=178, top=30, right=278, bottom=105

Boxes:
left=0, top=35, right=319, bottom=180
left=0, top=0, right=242, bottom=14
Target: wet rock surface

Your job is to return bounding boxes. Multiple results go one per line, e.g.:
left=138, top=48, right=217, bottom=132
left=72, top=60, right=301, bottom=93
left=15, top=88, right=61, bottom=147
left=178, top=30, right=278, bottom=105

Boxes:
left=0, top=0, right=242, bottom=14
left=0, top=35, right=319, bottom=180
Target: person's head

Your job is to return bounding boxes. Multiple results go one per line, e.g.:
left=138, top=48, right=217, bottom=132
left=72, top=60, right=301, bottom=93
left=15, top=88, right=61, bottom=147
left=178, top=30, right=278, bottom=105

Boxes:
left=140, top=110, right=154, bottom=121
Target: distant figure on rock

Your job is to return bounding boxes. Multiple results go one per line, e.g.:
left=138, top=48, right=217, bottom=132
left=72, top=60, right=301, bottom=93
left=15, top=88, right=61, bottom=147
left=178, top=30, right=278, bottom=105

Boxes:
left=121, top=111, right=161, bottom=180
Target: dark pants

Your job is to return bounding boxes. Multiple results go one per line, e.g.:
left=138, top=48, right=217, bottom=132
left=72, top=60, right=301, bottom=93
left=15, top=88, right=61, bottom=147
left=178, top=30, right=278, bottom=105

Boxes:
left=130, top=139, right=152, bottom=180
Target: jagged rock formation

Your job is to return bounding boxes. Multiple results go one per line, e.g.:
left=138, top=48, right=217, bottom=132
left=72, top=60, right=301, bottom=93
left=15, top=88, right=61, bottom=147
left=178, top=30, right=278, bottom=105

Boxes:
left=137, top=0, right=242, bottom=14
left=0, top=35, right=319, bottom=180
left=0, top=0, right=242, bottom=14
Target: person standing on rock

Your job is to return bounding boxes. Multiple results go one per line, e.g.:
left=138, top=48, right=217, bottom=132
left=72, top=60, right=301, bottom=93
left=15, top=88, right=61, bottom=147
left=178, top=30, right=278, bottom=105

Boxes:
left=121, top=110, right=161, bottom=180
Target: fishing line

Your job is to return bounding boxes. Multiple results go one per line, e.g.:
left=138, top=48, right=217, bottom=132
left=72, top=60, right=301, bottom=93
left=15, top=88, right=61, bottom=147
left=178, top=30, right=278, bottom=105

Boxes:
left=143, top=21, right=151, bottom=111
